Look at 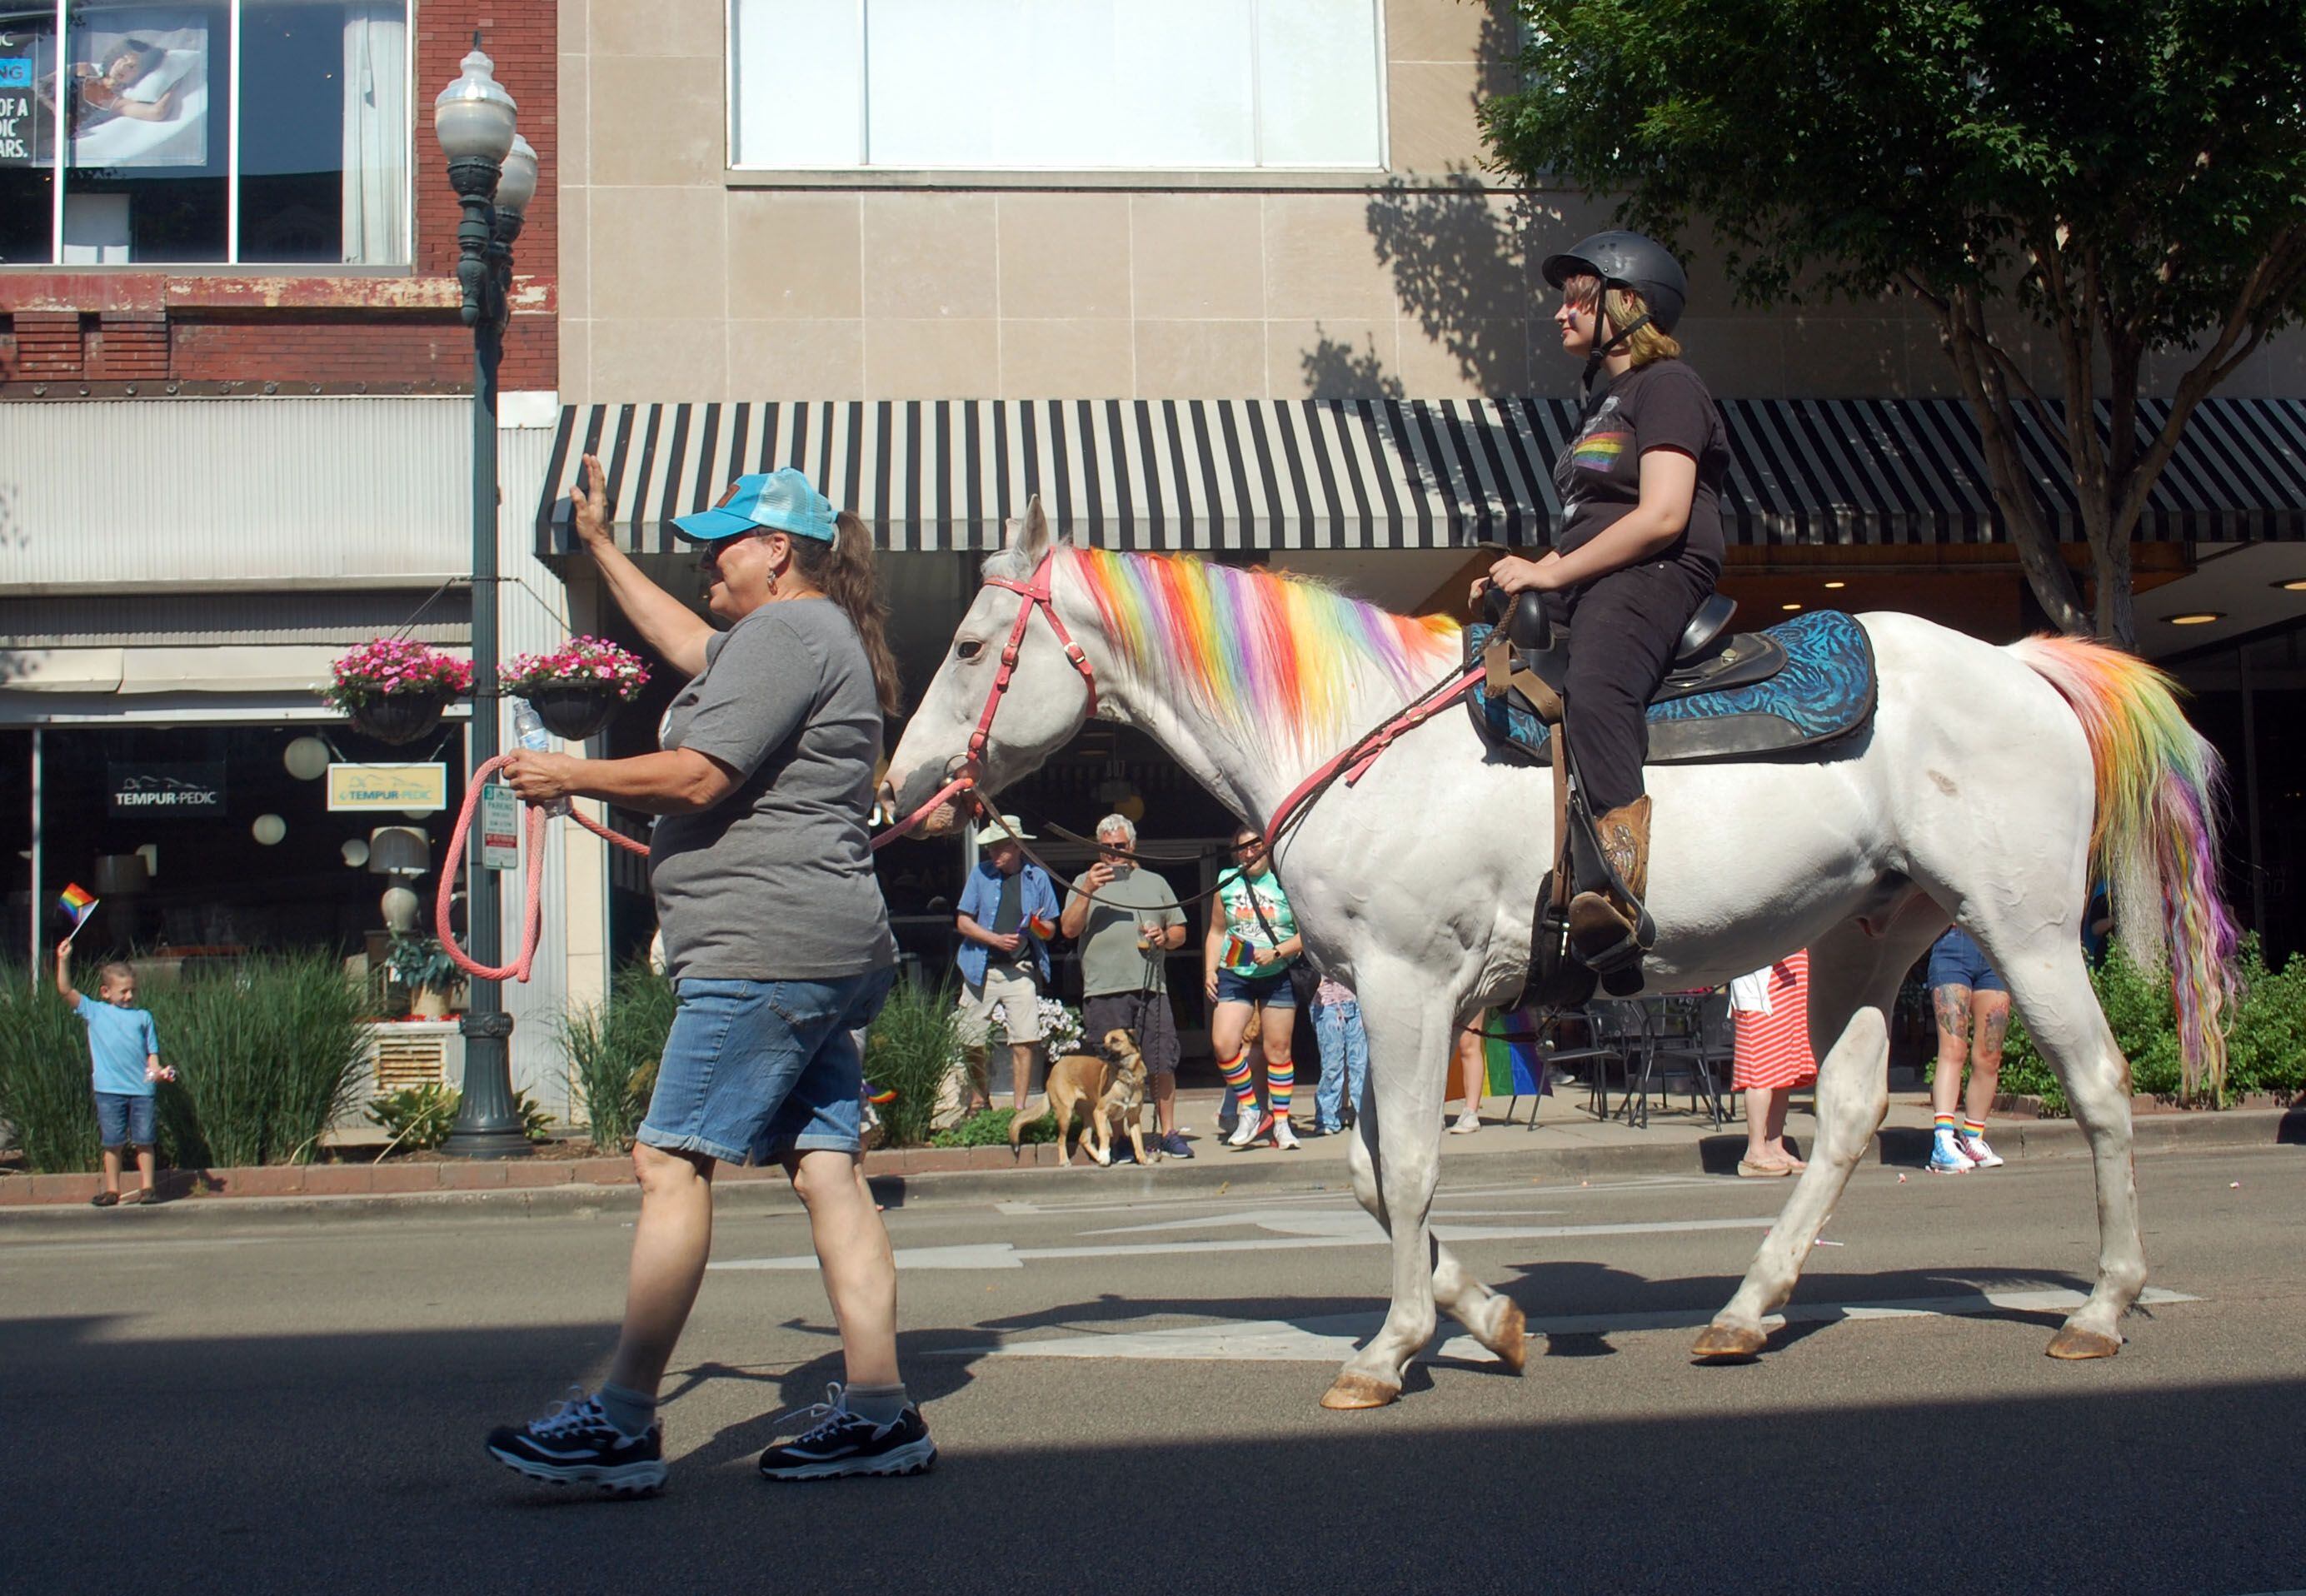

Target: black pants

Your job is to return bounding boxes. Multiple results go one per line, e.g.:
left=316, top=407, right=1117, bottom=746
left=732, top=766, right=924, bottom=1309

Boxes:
left=1545, top=559, right=1715, bottom=813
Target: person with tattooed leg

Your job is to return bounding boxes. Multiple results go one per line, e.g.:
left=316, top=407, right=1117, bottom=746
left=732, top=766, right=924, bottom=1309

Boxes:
left=1925, top=927, right=2010, bottom=1173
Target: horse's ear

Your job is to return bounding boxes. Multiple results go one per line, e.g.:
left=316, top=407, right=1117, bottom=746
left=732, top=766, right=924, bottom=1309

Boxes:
left=987, top=493, right=1052, bottom=579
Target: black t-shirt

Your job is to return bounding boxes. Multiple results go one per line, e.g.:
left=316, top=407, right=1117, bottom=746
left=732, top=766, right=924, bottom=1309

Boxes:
left=1552, top=358, right=1730, bottom=585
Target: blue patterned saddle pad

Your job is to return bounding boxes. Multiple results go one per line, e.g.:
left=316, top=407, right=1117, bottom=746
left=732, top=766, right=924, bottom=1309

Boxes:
left=1466, top=609, right=1878, bottom=765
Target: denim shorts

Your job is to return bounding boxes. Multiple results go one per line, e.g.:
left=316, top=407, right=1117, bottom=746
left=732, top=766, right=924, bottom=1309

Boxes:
left=1215, top=966, right=1298, bottom=1009
left=94, top=1091, right=156, bottom=1149
left=1926, top=927, right=2007, bottom=995
left=636, top=967, right=896, bottom=1166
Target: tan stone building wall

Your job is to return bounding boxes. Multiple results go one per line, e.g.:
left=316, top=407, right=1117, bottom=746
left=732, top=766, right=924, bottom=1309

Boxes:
left=557, top=0, right=2301, bottom=407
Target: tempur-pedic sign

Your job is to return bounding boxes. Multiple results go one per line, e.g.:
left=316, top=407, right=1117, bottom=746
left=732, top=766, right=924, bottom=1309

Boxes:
left=107, top=763, right=226, bottom=816
left=327, top=764, right=447, bottom=813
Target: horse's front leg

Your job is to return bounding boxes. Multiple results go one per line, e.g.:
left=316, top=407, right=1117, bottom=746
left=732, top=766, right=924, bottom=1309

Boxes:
left=1323, top=973, right=1475, bottom=1409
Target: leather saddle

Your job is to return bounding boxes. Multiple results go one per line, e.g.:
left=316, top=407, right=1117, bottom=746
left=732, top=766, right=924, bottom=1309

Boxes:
left=1467, top=595, right=1876, bottom=768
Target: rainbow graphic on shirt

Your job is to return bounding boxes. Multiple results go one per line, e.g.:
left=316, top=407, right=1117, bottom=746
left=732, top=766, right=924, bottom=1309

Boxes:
left=1569, top=430, right=1631, bottom=471
left=57, top=884, right=97, bottom=930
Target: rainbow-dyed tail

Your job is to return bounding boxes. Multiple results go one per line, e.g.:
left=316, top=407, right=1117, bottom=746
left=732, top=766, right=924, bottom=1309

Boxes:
left=2010, top=634, right=2241, bottom=1099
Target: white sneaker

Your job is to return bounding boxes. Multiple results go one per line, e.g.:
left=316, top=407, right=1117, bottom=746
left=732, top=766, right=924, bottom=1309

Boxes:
left=1225, top=1110, right=1265, bottom=1148
left=1450, top=1110, right=1481, bottom=1135
left=1959, top=1134, right=2004, bottom=1169
left=1271, top=1117, right=1300, bottom=1151
left=1927, top=1136, right=1975, bottom=1175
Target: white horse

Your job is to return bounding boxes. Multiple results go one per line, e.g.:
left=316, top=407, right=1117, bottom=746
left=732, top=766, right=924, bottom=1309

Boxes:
left=883, top=502, right=2237, bottom=1410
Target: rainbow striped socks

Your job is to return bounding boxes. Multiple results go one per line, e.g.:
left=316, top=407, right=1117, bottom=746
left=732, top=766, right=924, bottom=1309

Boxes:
left=1266, top=1057, right=1294, bottom=1120
left=1220, top=1050, right=1258, bottom=1115
left=1963, top=1118, right=1987, bottom=1140
left=1934, top=1112, right=1959, bottom=1138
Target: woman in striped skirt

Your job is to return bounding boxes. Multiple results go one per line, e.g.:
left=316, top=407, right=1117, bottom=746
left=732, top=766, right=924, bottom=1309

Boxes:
left=1729, top=951, right=1815, bottom=1178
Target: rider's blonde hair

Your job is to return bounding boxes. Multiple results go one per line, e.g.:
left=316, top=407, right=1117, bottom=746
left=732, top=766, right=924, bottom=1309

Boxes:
left=1560, top=273, right=1683, bottom=367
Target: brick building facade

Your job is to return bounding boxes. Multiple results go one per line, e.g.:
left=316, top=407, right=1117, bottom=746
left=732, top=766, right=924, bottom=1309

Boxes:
left=0, top=0, right=557, bottom=397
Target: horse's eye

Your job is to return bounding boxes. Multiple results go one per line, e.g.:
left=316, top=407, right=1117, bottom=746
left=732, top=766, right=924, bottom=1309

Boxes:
left=956, top=639, right=985, bottom=661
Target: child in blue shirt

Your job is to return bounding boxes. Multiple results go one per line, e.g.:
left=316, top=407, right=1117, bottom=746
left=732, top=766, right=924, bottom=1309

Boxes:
left=56, top=938, right=171, bottom=1207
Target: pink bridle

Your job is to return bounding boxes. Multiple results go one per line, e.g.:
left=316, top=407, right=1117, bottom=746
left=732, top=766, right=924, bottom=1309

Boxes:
left=872, top=549, right=1098, bottom=850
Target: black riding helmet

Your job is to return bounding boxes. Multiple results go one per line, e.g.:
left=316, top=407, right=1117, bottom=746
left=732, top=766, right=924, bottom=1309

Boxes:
left=1541, top=230, right=1689, bottom=383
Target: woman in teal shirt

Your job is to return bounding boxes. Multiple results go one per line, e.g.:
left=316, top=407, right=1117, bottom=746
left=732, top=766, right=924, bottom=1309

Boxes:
left=1203, top=828, right=1305, bottom=1150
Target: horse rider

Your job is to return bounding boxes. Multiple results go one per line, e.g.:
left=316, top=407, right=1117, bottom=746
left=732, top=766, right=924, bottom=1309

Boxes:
left=1470, top=230, right=1731, bottom=969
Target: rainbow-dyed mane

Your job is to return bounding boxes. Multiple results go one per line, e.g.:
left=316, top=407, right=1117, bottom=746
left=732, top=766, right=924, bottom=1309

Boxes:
left=1062, top=547, right=1460, bottom=755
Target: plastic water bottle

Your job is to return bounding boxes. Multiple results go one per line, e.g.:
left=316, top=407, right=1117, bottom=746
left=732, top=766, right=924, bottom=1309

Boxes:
left=512, top=699, right=570, bottom=818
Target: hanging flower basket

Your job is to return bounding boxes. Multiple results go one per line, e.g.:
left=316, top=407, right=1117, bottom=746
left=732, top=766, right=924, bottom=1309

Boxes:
left=504, top=637, right=651, bottom=741
left=322, top=640, right=475, bottom=746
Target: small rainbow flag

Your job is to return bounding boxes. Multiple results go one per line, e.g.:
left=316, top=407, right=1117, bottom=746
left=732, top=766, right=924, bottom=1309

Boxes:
left=1481, top=1008, right=1550, bottom=1099
left=57, top=883, right=98, bottom=930
left=1026, top=913, right=1056, bottom=940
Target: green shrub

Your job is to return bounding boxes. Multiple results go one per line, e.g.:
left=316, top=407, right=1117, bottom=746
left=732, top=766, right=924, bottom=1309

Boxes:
left=930, top=1106, right=1056, bottom=1147
left=366, top=1083, right=462, bottom=1153
left=864, top=975, right=962, bottom=1148
left=145, top=954, right=372, bottom=1167
left=0, top=977, right=103, bottom=1173
left=558, top=960, right=677, bottom=1152
left=367, top=1085, right=553, bottom=1156
left=1963, top=939, right=2305, bottom=1115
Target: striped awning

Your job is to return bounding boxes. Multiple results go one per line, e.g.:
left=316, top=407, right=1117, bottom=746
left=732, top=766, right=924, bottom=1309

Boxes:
left=535, top=395, right=2306, bottom=556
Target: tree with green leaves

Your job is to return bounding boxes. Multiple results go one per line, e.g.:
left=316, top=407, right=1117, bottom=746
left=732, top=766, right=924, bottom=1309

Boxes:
left=1480, top=0, right=2306, bottom=646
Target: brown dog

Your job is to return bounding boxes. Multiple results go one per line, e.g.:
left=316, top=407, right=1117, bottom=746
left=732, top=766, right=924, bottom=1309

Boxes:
left=1011, top=1027, right=1156, bottom=1166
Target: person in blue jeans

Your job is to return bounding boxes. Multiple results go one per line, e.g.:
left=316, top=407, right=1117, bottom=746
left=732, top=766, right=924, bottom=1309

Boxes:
left=489, top=459, right=932, bottom=1494
left=56, top=936, right=171, bottom=1207
left=1308, top=975, right=1370, bottom=1137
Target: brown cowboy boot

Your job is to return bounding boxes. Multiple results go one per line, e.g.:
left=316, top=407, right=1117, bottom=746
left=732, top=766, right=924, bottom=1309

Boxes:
left=1567, top=796, right=1652, bottom=970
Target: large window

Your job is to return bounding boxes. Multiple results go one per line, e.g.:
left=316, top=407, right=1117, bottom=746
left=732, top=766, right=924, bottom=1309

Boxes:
left=729, top=0, right=1385, bottom=172
left=0, top=1, right=407, bottom=267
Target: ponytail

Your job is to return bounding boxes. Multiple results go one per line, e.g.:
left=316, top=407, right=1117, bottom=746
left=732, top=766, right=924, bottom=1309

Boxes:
left=793, top=511, right=903, bottom=716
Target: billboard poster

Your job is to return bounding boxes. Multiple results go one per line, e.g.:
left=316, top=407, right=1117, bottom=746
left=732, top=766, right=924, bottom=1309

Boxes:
left=0, top=13, right=57, bottom=167
left=62, top=6, right=210, bottom=168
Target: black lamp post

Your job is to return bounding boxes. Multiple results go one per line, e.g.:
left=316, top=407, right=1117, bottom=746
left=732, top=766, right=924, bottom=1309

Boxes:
left=435, top=37, right=537, bottom=1159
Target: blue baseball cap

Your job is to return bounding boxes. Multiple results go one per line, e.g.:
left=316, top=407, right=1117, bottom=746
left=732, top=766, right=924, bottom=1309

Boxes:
left=671, top=468, right=839, bottom=544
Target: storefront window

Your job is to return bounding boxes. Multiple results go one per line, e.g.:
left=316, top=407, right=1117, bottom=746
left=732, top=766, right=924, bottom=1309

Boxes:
left=0, top=0, right=407, bottom=267
left=7, top=725, right=464, bottom=969
left=730, top=0, right=1385, bottom=172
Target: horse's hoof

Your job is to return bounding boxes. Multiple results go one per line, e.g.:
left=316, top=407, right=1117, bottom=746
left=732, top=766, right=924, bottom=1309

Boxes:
left=1691, top=1322, right=1768, bottom=1361
left=1484, top=1299, right=1529, bottom=1374
left=1320, top=1373, right=1400, bottom=1410
left=2046, top=1324, right=2123, bottom=1360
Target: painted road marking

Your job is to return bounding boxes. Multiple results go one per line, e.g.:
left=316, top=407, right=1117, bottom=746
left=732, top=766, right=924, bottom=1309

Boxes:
left=932, top=1286, right=2203, bottom=1364
left=987, top=1172, right=1721, bottom=1218
left=709, top=1214, right=1782, bottom=1272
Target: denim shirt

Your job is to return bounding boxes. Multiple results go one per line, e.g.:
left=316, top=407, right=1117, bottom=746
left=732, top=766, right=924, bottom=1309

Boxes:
left=954, top=860, right=1059, bottom=987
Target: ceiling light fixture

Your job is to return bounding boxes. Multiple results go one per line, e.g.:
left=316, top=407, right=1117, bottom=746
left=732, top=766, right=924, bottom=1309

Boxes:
left=2274, top=578, right=2306, bottom=592
left=1780, top=602, right=1804, bottom=611
left=1822, top=581, right=1846, bottom=590
left=2164, top=611, right=2224, bottom=626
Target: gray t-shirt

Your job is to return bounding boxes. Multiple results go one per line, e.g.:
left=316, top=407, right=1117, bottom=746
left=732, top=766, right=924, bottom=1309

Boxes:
left=650, top=599, right=896, bottom=981
left=1069, top=865, right=1186, bottom=997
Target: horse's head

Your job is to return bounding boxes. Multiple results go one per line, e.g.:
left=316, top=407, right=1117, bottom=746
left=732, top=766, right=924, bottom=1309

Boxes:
left=882, top=496, right=1098, bottom=835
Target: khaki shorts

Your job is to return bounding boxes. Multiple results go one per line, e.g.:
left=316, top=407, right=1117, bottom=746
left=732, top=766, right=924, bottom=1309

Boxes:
left=956, top=965, right=1043, bottom=1047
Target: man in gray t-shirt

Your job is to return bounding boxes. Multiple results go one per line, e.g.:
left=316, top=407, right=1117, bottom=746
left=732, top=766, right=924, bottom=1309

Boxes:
left=1057, top=813, right=1190, bottom=1158
left=651, top=599, right=897, bottom=981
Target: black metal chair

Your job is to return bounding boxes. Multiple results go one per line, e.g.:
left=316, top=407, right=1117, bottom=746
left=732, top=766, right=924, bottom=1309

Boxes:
left=1640, top=990, right=1735, bottom=1129
left=1542, top=1000, right=1645, bottom=1124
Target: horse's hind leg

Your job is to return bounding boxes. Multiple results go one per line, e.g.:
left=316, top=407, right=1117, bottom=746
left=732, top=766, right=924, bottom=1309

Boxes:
left=1978, top=931, right=2141, bottom=1358
left=1696, top=905, right=1944, bottom=1359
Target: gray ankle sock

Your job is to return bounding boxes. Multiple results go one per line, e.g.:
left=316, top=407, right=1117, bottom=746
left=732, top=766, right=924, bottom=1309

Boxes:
left=597, top=1382, right=658, bottom=1438
left=843, top=1382, right=911, bottom=1426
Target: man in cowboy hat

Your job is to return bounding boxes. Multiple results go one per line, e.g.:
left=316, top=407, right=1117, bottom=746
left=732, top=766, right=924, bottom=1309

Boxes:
left=953, top=814, right=1061, bottom=1117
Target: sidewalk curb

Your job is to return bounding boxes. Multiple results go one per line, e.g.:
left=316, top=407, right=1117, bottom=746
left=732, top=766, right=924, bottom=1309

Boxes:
left=1, top=1108, right=2297, bottom=1231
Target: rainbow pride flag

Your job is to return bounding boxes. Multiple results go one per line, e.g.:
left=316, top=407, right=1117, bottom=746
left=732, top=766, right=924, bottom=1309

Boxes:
left=1026, top=913, right=1056, bottom=941
left=57, top=883, right=98, bottom=930
left=1480, top=1008, right=1549, bottom=1099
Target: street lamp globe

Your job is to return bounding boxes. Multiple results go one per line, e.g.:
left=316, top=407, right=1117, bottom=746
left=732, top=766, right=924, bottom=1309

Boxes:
left=495, top=135, right=539, bottom=218
left=432, top=47, right=517, bottom=167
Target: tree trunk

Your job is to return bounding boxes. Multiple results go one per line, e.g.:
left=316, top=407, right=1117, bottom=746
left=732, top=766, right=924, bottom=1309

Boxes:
left=2094, top=537, right=2137, bottom=649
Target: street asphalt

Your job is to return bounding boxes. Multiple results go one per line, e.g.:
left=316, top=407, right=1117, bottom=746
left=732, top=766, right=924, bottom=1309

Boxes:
left=6, top=1146, right=2302, bottom=1594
